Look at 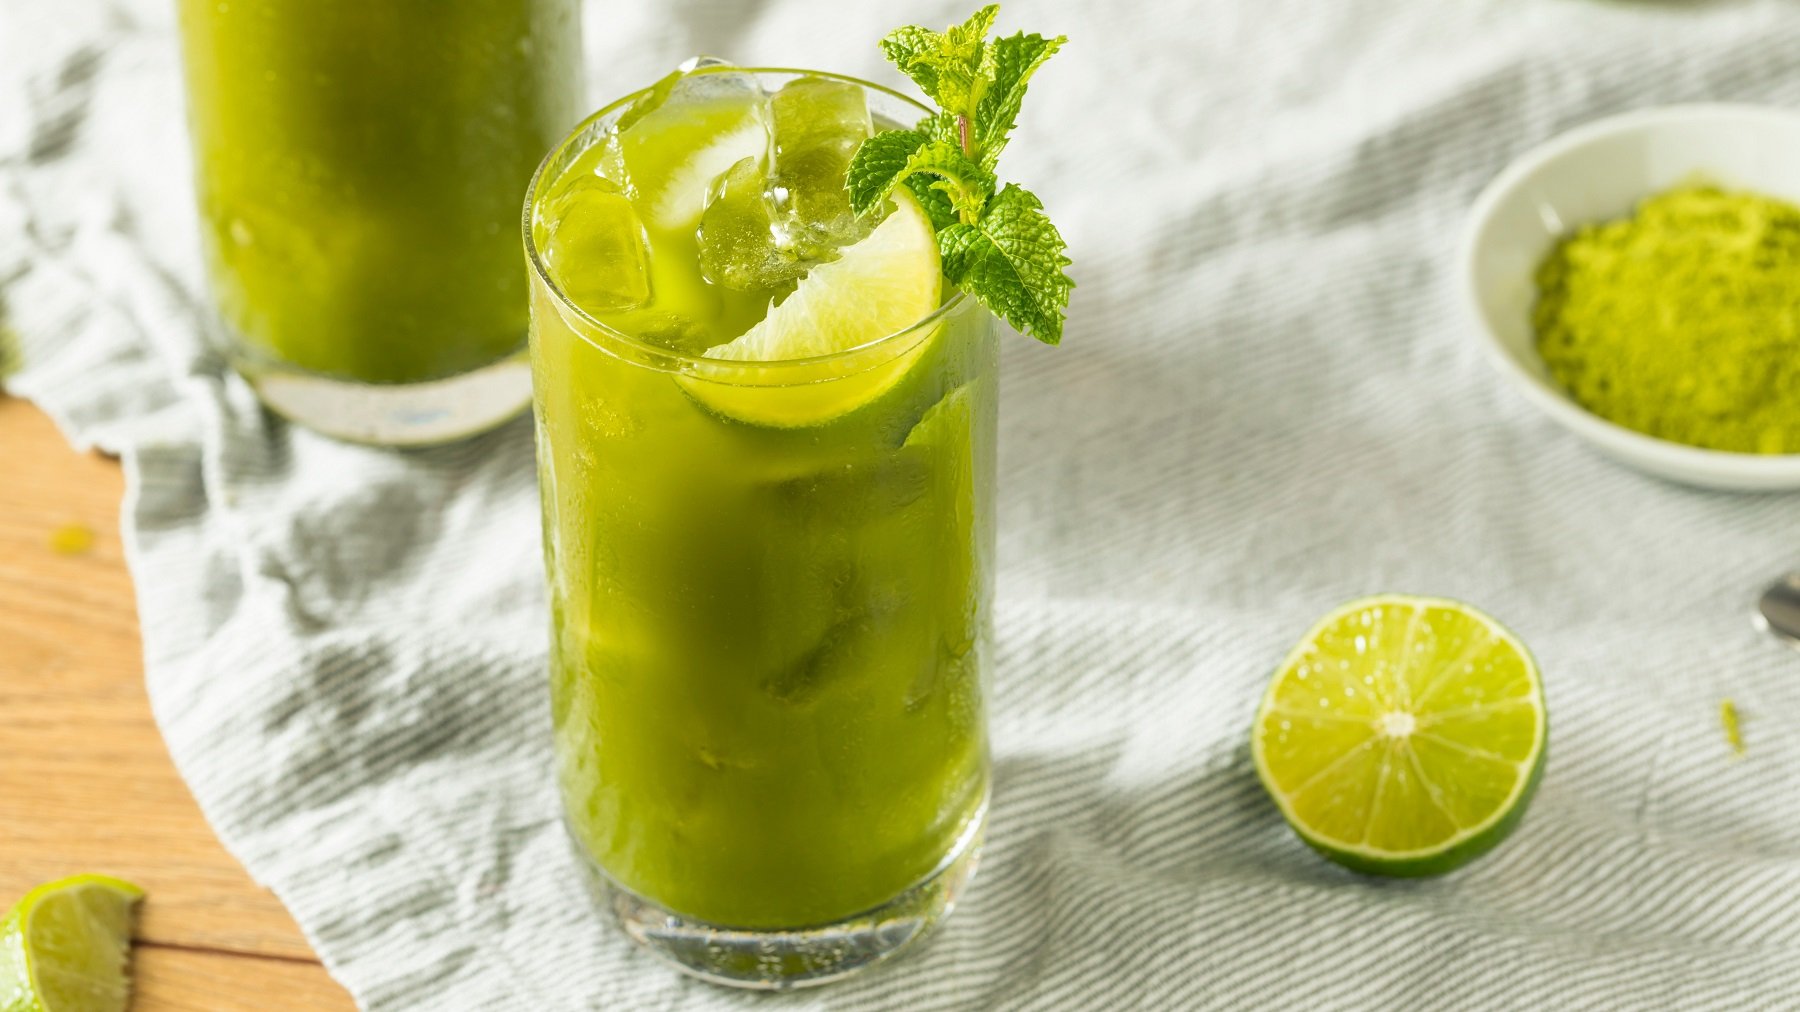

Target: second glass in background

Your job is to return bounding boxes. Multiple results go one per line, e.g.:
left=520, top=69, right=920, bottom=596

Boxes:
left=176, top=0, right=583, bottom=445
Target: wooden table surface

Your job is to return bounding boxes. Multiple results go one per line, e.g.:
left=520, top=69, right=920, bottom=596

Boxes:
left=0, top=396, right=355, bottom=1010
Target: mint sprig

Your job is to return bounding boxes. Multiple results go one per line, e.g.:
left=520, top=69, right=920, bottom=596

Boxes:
left=847, top=5, right=1072, bottom=345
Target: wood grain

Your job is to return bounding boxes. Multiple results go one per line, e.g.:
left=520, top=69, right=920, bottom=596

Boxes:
left=0, top=396, right=355, bottom=1010
left=133, top=946, right=354, bottom=1010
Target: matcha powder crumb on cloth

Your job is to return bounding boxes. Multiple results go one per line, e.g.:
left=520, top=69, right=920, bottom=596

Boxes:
left=1721, top=699, right=1746, bottom=757
left=1534, top=185, right=1800, bottom=454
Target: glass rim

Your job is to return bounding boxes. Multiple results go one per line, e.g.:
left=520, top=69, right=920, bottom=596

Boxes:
left=522, top=65, right=968, bottom=375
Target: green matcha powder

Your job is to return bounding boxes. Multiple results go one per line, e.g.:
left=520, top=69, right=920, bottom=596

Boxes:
left=1534, top=184, right=1800, bottom=454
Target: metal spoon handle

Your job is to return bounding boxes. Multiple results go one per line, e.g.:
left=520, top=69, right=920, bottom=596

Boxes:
left=1757, top=572, right=1800, bottom=644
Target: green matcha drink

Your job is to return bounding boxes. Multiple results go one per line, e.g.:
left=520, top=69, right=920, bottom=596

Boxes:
left=528, top=8, right=1069, bottom=986
left=177, top=0, right=582, bottom=444
left=526, top=68, right=996, bottom=981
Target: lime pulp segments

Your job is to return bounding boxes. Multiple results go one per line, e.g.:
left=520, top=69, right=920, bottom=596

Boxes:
left=679, top=188, right=943, bottom=428
left=1252, top=596, right=1547, bottom=877
left=0, top=875, right=144, bottom=1012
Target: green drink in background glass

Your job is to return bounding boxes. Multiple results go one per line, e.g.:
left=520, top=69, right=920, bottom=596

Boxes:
left=177, top=0, right=582, bottom=445
left=525, top=65, right=998, bottom=987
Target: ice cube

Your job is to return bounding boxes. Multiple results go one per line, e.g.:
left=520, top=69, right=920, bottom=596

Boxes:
left=619, top=58, right=771, bottom=230
left=593, top=129, right=632, bottom=196
left=905, top=638, right=974, bottom=713
left=619, top=56, right=762, bottom=133
left=547, top=120, right=635, bottom=207
left=604, top=307, right=710, bottom=355
left=761, top=621, right=853, bottom=704
left=767, top=76, right=875, bottom=256
left=761, top=590, right=905, bottom=705
left=540, top=175, right=652, bottom=313
left=902, top=384, right=974, bottom=449
left=764, top=456, right=929, bottom=516
left=696, top=155, right=807, bottom=291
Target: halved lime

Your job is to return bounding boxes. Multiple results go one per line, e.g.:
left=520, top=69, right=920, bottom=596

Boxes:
left=1252, top=595, right=1547, bottom=877
left=0, top=875, right=144, bottom=1012
left=679, top=188, right=942, bottom=428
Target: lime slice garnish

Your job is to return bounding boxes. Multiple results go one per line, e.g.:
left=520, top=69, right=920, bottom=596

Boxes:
left=646, top=115, right=766, bottom=231
left=0, top=875, right=144, bottom=1012
left=1252, top=595, right=1547, bottom=877
left=680, top=188, right=942, bottom=428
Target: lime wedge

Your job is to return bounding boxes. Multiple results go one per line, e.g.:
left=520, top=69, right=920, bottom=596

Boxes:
left=646, top=116, right=766, bottom=231
left=1252, top=596, right=1547, bottom=877
left=680, top=188, right=942, bottom=428
left=0, top=875, right=144, bottom=1012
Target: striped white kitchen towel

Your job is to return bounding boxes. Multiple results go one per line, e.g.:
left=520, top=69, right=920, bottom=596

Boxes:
left=6, top=0, right=1800, bottom=1007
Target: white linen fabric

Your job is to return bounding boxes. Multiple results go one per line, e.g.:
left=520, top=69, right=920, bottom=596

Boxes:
left=6, top=0, right=1800, bottom=1007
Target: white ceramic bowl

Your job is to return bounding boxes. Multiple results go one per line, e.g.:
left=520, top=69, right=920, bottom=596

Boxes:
left=1459, top=104, right=1800, bottom=491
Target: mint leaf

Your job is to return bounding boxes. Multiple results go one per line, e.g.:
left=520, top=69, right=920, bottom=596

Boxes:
left=948, top=6, right=1002, bottom=52
left=880, top=27, right=948, bottom=102
left=905, top=176, right=960, bottom=231
left=854, top=6, right=1071, bottom=343
left=939, top=6, right=1001, bottom=113
left=940, top=184, right=1072, bottom=345
left=975, top=32, right=1065, bottom=169
left=879, top=5, right=998, bottom=115
left=901, top=141, right=997, bottom=223
left=921, top=109, right=963, bottom=148
left=848, top=132, right=993, bottom=226
left=846, top=129, right=927, bottom=216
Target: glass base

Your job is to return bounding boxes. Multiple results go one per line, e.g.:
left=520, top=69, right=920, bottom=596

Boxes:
left=577, top=799, right=986, bottom=990
left=236, top=351, right=532, bottom=447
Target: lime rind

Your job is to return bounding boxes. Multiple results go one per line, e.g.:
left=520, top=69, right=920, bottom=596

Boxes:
left=1, top=875, right=144, bottom=1012
left=1251, top=595, right=1548, bottom=877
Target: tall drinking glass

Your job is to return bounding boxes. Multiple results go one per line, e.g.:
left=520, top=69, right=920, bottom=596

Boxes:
left=177, top=0, right=583, bottom=445
left=524, top=69, right=996, bottom=988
